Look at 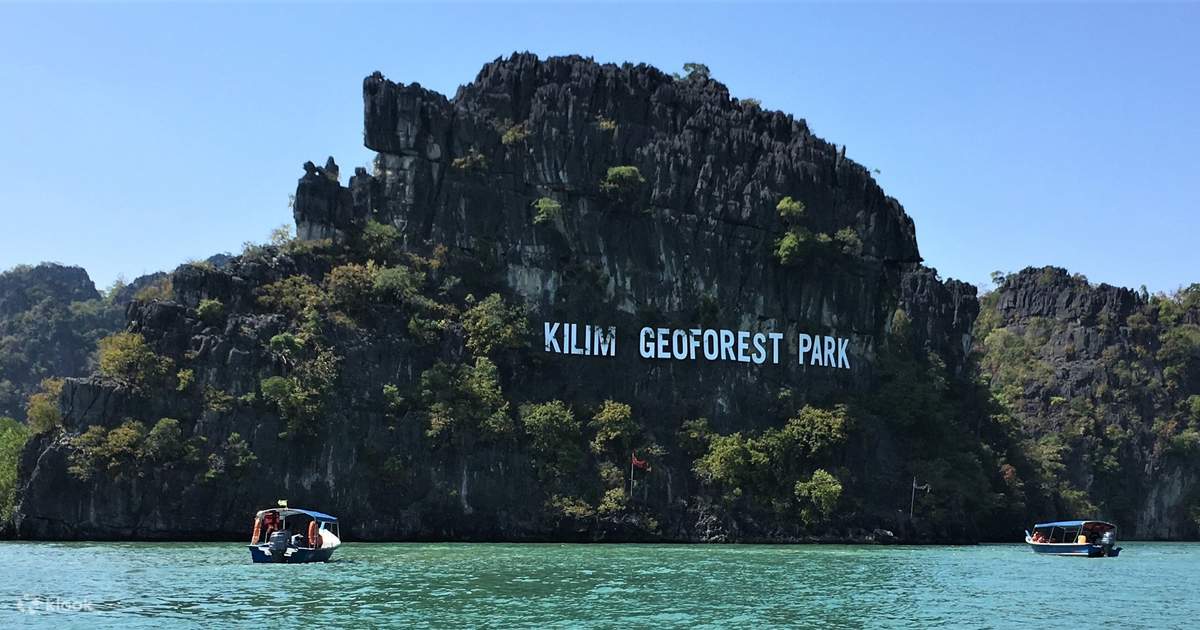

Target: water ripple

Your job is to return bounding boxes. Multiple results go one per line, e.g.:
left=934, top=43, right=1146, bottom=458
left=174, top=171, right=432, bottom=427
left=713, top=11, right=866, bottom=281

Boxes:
left=0, top=542, right=1196, bottom=628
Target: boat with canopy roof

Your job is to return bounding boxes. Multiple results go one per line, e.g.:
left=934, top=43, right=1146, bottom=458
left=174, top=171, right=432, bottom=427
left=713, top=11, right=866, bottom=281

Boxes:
left=1024, top=520, right=1121, bottom=557
left=248, top=502, right=342, bottom=563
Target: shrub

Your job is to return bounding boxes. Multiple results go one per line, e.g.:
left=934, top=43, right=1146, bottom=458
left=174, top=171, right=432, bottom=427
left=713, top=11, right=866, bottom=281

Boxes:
left=325, top=262, right=378, bottom=312
left=597, top=487, right=628, bottom=515
left=225, top=432, right=256, bottom=469
left=67, top=425, right=108, bottom=480
left=462, top=293, right=528, bottom=357
left=451, top=149, right=488, bottom=172
left=600, top=166, right=645, bottom=199
left=196, top=298, right=225, bottom=326
left=176, top=369, right=194, bottom=392
left=521, top=400, right=582, bottom=472
left=0, top=416, right=30, bottom=523
left=203, top=387, right=235, bottom=414
left=25, top=378, right=63, bottom=434
left=183, top=258, right=216, bottom=273
left=834, top=227, right=863, bottom=256
left=268, top=333, right=303, bottom=360
left=240, top=241, right=271, bottom=263
left=373, top=265, right=427, bottom=305
left=773, top=229, right=814, bottom=266
left=260, top=374, right=312, bottom=436
left=269, top=224, right=294, bottom=247
left=261, top=346, right=340, bottom=439
left=140, top=418, right=186, bottom=462
left=69, top=419, right=148, bottom=481
left=408, top=315, right=445, bottom=345
left=382, top=383, right=405, bottom=414
left=589, top=400, right=636, bottom=456
left=547, top=494, right=594, bottom=519
left=501, top=121, right=529, bottom=145
left=680, top=62, right=711, bottom=81
left=694, top=405, right=850, bottom=506
left=777, top=405, right=850, bottom=457
left=421, top=358, right=511, bottom=443
left=97, top=333, right=173, bottom=388
left=677, top=417, right=715, bottom=457
left=257, top=275, right=322, bottom=316
left=794, top=468, right=842, bottom=525
left=260, top=376, right=296, bottom=406
left=361, top=220, right=400, bottom=260
left=1157, top=325, right=1200, bottom=379
left=596, top=117, right=618, bottom=131
left=532, top=197, right=562, bottom=225
left=102, top=420, right=146, bottom=468
left=134, top=277, right=173, bottom=302
left=205, top=432, right=257, bottom=481
left=599, top=461, right=625, bottom=488
left=776, top=196, right=805, bottom=218
left=1168, top=429, right=1200, bottom=455
left=693, top=432, right=754, bottom=494
left=282, top=236, right=333, bottom=257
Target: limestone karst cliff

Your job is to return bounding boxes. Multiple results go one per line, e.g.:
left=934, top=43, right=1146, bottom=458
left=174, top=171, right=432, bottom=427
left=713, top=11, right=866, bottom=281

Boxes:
left=4, top=54, right=1196, bottom=542
left=975, top=267, right=1200, bottom=539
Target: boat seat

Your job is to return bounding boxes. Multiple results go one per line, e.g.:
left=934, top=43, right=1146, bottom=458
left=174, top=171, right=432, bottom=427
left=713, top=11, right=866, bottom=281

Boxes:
left=1077, top=535, right=1088, bottom=544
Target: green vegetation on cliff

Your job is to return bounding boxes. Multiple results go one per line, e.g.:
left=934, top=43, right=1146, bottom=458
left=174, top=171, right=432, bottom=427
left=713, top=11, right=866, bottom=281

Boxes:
left=0, top=417, right=28, bottom=523
left=974, top=268, right=1200, bottom=538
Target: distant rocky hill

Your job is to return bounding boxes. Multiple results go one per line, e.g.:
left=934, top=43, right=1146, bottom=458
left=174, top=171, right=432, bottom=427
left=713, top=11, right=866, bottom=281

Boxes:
left=0, top=256, right=233, bottom=421
left=3, top=54, right=1196, bottom=542
left=0, top=264, right=122, bottom=419
left=975, top=267, right=1200, bottom=538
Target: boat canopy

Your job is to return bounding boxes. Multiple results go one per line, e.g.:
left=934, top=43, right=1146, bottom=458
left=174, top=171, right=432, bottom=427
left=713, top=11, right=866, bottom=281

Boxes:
left=1034, top=520, right=1114, bottom=529
left=255, top=508, right=338, bottom=523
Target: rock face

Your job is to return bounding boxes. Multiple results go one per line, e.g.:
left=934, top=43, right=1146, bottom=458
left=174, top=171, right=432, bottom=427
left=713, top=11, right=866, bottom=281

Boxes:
left=976, top=267, right=1200, bottom=539
left=898, top=269, right=978, bottom=376
left=7, top=55, right=1059, bottom=543
left=356, top=55, right=925, bottom=411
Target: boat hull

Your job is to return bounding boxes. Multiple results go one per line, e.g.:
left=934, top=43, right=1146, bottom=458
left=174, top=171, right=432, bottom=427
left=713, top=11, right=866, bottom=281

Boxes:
left=248, top=544, right=337, bottom=563
left=1025, top=541, right=1120, bottom=557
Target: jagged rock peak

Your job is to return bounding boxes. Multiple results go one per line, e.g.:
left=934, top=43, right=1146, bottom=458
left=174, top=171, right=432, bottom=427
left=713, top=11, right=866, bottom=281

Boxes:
left=994, top=266, right=1144, bottom=324
left=359, top=52, right=921, bottom=264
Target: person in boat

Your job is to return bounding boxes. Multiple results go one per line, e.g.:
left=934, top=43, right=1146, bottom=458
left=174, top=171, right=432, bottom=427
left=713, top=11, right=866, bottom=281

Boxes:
left=262, top=510, right=281, bottom=543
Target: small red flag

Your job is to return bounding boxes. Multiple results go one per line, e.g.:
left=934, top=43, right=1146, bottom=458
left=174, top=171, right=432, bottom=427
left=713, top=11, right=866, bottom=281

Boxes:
left=631, top=452, right=649, bottom=471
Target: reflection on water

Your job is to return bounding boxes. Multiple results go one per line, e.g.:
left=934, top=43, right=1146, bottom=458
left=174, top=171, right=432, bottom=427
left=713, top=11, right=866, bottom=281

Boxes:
left=0, top=542, right=1196, bottom=628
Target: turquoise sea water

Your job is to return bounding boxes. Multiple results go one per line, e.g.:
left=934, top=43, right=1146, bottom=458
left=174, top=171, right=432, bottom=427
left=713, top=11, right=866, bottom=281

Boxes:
left=0, top=542, right=1196, bottom=628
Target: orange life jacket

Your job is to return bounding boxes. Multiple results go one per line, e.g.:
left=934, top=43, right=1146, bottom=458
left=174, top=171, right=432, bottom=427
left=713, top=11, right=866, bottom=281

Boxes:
left=308, top=521, right=321, bottom=549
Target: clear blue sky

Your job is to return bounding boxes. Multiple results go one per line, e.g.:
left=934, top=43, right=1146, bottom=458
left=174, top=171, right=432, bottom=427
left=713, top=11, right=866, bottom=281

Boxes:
left=1, top=2, right=1197, bottom=294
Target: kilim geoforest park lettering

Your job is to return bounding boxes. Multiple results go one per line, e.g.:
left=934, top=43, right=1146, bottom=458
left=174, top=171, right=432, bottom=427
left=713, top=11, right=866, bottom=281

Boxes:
left=542, top=322, right=852, bottom=369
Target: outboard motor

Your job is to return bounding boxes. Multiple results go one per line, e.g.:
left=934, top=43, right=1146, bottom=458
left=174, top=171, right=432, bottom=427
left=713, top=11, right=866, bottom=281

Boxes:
left=1100, top=530, right=1121, bottom=557
left=268, top=530, right=292, bottom=562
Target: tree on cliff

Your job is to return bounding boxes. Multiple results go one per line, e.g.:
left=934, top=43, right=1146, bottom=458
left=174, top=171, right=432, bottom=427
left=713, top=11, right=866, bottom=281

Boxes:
left=0, top=417, right=29, bottom=524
